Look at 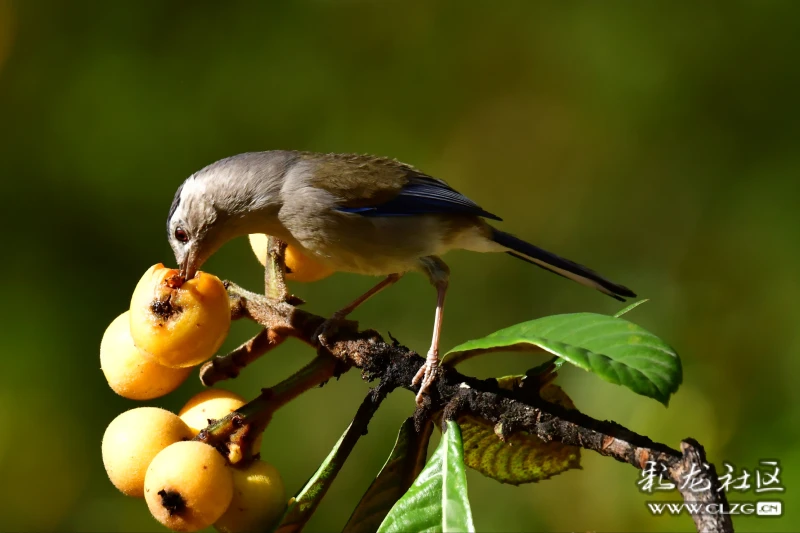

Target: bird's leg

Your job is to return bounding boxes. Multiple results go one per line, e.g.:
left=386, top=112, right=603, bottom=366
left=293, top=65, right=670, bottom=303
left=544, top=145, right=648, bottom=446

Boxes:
left=412, top=256, right=450, bottom=406
left=316, top=273, right=402, bottom=346
left=335, top=273, right=402, bottom=318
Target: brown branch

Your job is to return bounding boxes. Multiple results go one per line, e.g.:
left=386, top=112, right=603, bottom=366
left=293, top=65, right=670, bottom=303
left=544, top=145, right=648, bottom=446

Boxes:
left=672, top=440, right=735, bottom=533
left=199, top=328, right=287, bottom=386
left=195, top=355, right=343, bottom=464
left=208, top=280, right=733, bottom=533
left=263, top=236, right=305, bottom=306
left=199, top=280, right=327, bottom=386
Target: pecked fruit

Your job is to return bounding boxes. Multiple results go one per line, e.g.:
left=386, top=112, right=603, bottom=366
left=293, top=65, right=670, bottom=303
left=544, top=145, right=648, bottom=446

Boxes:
left=214, top=459, right=287, bottom=533
left=248, top=233, right=334, bottom=283
left=130, top=263, right=230, bottom=368
left=102, top=407, right=193, bottom=498
left=100, top=311, right=191, bottom=400
left=145, top=441, right=234, bottom=532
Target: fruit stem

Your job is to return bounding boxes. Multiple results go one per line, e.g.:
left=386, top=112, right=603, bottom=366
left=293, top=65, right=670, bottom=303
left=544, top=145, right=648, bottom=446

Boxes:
left=199, top=328, right=287, bottom=386
left=240, top=354, right=340, bottom=425
left=265, top=237, right=289, bottom=302
left=195, top=355, right=343, bottom=463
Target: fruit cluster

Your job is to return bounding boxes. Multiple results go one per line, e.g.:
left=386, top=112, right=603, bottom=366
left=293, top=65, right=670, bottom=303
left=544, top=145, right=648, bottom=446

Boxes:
left=101, top=263, right=231, bottom=400
left=102, top=397, right=285, bottom=532
left=100, top=258, right=289, bottom=532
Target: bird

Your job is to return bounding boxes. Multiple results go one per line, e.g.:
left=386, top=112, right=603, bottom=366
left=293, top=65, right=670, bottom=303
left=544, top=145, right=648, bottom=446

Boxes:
left=166, top=151, right=635, bottom=405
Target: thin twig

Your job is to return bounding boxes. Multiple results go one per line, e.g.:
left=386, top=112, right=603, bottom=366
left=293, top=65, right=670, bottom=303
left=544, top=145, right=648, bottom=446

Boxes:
left=264, top=237, right=304, bottom=305
left=200, top=328, right=287, bottom=386
left=195, top=355, right=344, bottom=463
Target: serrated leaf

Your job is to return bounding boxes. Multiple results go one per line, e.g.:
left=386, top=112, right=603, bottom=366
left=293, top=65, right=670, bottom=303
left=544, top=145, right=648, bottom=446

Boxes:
left=343, top=418, right=433, bottom=533
left=378, top=421, right=474, bottom=533
left=457, top=383, right=581, bottom=485
left=444, top=313, right=682, bottom=405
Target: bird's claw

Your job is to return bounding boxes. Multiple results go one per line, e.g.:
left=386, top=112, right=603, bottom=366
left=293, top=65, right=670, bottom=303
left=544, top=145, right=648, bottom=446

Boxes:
left=412, top=353, right=440, bottom=406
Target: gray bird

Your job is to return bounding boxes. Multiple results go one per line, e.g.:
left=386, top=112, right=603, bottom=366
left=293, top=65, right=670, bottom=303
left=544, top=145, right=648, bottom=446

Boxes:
left=167, top=151, right=635, bottom=404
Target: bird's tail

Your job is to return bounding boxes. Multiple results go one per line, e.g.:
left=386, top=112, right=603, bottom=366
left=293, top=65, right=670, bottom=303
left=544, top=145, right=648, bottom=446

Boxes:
left=491, top=228, right=636, bottom=301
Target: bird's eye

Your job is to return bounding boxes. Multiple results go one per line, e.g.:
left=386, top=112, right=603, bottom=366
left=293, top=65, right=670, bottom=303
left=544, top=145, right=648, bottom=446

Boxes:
left=174, top=227, right=189, bottom=243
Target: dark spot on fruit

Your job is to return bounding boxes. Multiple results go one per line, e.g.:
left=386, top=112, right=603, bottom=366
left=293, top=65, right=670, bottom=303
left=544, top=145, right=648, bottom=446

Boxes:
left=203, top=465, right=208, bottom=470
left=158, top=489, right=186, bottom=516
left=151, top=295, right=182, bottom=319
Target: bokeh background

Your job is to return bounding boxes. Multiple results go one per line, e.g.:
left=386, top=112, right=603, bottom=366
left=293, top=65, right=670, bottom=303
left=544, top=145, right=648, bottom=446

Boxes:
left=1, top=1, right=798, bottom=531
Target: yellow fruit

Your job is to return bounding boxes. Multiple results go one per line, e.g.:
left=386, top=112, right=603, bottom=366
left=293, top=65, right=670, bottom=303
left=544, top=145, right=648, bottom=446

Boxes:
left=214, top=460, right=287, bottom=533
left=130, top=263, right=231, bottom=368
left=178, top=389, right=246, bottom=436
left=179, top=389, right=262, bottom=455
left=248, top=234, right=334, bottom=283
left=101, top=311, right=191, bottom=400
left=145, top=441, right=234, bottom=532
left=102, top=407, right=193, bottom=497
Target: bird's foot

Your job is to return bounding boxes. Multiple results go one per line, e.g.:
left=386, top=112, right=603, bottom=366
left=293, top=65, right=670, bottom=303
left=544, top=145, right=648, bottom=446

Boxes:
left=411, top=350, right=440, bottom=406
left=313, top=312, right=357, bottom=349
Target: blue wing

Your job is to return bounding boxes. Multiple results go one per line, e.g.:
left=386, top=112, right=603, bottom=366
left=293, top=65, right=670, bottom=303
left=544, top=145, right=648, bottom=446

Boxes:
left=337, top=176, right=502, bottom=221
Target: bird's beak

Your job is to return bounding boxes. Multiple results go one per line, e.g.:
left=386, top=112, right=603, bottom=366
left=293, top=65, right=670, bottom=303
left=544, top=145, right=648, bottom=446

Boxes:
left=180, top=250, right=200, bottom=281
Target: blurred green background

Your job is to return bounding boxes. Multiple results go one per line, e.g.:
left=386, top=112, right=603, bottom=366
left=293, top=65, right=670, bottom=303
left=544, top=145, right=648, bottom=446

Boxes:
left=1, top=1, right=798, bottom=531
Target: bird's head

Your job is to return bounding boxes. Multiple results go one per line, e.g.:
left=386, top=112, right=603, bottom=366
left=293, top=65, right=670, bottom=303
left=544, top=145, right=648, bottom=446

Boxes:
left=167, top=176, right=224, bottom=280
left=166, top=152, right=295, bottom=279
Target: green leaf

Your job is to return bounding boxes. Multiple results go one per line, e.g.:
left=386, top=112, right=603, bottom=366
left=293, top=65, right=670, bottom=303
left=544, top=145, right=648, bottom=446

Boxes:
left=343, top=418, right=433, bottom=533
left=444, top=313, right=682, bottom=405
left=274, top=426, right=349, bottom=533
left=274, top=389, right=386, bottom=533
left=523, top=355, right=565, bottom=380
left=378, top=421, right=474, bottom=533
left=457, top=383, right=581, bottom=484
left=614, top=299, right=649, bottom=318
